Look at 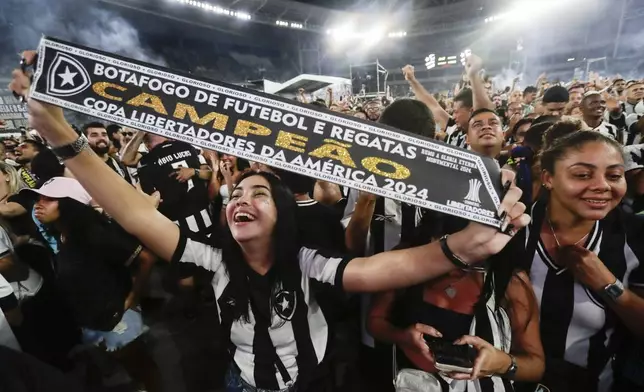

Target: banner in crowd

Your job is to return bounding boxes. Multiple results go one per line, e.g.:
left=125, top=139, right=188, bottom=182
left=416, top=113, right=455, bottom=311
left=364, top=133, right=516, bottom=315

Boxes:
left=0, top=95, right=29, bottom=130
left=30, top=37, right=503, bottom=226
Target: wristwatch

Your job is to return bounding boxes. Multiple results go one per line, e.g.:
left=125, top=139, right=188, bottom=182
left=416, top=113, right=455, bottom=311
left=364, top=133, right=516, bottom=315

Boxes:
left=51, top=135, right=89, bottom=161
left=193, top=168, right=200, bottom=177
left=602, top=279, right=625, bottom=302
left=503, top=354, right=518, bottom=380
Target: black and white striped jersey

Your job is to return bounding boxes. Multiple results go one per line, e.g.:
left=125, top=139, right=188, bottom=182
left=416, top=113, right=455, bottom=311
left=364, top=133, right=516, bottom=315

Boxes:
left=105, top=156, right=134, bottom=185
left=0, top=274, right=20, bottom=351
left=521, top=202, right=644, bottom=391
left=341, top=189, right=423, bottom=347
left=138, top=140, right=212, bottom=237
left=171, top=234, right=352, bottom=390
left=592, top=121, right=622, bottom=144
left=444, top=118, right=467, bottom=149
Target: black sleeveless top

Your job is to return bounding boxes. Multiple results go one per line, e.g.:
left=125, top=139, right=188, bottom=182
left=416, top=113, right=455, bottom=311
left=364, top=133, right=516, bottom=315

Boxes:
left=392, top=284, right=474, bottom=370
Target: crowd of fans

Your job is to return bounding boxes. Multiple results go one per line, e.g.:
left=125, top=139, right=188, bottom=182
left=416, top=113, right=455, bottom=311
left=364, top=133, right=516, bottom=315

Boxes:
left=0, top=48, right=642, bottom=392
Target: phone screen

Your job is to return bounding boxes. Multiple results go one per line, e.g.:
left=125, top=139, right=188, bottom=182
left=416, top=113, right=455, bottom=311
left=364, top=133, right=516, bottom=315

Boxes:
left=425, top=336, right=477, bottom=370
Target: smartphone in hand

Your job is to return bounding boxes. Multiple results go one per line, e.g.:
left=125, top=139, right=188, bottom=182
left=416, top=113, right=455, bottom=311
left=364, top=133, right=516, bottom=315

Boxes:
left=425, top=336, right=477, bottom=374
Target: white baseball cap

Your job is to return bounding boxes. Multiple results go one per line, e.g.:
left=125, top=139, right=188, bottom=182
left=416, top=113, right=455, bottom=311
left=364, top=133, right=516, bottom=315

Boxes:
left=22, top=177, right=92, bottom=205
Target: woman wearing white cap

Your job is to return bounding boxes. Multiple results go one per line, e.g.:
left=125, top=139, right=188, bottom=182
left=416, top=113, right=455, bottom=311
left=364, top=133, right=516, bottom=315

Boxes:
left=24, top=177, right=161, bottom=392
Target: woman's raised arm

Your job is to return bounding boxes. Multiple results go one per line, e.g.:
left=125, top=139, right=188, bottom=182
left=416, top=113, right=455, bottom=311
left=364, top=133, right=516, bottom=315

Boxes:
left=9, top=52, right=180, bottom=262
left=342, top=169, right=529, bottom=292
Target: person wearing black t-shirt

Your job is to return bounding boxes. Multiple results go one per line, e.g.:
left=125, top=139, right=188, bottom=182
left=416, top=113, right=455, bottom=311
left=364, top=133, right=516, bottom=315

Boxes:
left=125, top=132, right=213, bottom=285
left=275, top=169, right=345, bottom=253
left=124, top=132, right=223, bottom=390
left=82, top=122, right=133, bottom=184
left=130, top=133, right=212, bottom=237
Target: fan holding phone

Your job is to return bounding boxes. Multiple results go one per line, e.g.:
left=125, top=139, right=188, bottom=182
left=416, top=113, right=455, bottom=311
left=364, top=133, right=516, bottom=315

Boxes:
left=368, top=245, right=546, bottom=391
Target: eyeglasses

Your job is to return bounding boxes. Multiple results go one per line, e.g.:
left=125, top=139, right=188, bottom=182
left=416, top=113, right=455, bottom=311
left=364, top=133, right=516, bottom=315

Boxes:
left=122, top=132, right=134, bottom=137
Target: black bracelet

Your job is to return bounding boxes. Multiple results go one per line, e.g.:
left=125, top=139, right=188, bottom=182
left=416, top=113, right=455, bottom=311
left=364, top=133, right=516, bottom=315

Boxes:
left=439, top=235, right=470, bottom=270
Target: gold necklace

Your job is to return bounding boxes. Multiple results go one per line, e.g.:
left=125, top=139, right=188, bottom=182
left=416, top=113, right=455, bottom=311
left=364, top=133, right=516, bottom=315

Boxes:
left=545, top=210, right=589, bottom=248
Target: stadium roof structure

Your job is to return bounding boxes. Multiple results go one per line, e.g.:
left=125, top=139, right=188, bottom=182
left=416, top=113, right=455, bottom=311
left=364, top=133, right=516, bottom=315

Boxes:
left=100, top=0, right=495, bottom=38
left=259, top=74, right=350, bottom=95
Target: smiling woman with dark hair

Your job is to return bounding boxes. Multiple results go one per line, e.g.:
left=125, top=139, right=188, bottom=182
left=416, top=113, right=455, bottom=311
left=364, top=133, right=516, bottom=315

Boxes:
left=511, top=131, right=644, bottom=392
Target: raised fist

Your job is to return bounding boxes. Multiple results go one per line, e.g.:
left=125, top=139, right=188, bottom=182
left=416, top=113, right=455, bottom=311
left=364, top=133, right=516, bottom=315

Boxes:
left=464, top=54, right=483, bottom=77
left=402, top=65, right=415, bottom=81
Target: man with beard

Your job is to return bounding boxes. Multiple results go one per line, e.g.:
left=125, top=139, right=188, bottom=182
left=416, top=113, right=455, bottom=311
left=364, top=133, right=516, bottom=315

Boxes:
left=612, top=78, right=626, bottom=98
left=3, top=138, right=19, bottom=165
left=82, top=122, right=133, bottom=184
left=15, top=140, right=44, bottom=189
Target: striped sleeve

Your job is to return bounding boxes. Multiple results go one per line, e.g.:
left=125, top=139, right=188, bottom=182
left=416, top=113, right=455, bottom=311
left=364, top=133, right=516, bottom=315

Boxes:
left=171, top=233, right=224, bottom=273
left=0, top=274, right=17, bottom=312
left=626, top=214, right=644, bottom=289
left=0, top=228, right=12, bottom=259
left=298, top=247, right=353, bottom=289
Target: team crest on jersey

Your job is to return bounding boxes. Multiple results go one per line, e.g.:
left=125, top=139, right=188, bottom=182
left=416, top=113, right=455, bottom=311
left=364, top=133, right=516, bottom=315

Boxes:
left=273, top=290, right=297, bottom=321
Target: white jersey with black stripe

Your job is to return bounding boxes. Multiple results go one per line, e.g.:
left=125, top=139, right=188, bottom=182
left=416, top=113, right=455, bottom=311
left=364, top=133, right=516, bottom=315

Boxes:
left=341, top=189, right=423, bottom=347
left=172, top=234, right=352, bottom=390
left=444, top=118, right=467, bottom=149
left=526, top=206, right=644, bottom=391
left=0, top=274, right=20, bottom=351
left=592, top=122, right=622, bottom=144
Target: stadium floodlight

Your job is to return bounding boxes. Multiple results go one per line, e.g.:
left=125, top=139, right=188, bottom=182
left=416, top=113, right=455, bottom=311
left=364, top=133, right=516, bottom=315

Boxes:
left=425, top=54, right=436, bottom=70
left=176, top=0, right=252, bottom=21
left=567, top=58, right=575, bottom=62
left=484, top=13, right=509, bottom=23
left=234, top=12, right=251, bottom=20
left=388, top=31, right=407, bottom=38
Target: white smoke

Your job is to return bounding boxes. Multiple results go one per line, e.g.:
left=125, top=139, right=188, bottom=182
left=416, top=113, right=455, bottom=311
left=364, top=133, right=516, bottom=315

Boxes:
left=76, top=8, right=166, bottom=66
left=8, top=0, right=165, bottom=66
left=491, top=68, right=520, bottom=92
